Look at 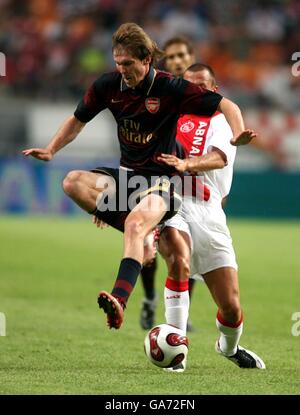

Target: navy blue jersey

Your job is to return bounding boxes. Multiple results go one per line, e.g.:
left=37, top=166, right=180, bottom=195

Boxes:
left=74, top=66, right=223, bottom=175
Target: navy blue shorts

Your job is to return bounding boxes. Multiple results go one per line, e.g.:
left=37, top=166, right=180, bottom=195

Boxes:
left=90, top=167, right=182, bottom=232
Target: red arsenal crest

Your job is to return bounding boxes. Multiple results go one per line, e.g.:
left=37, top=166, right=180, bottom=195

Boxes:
left=145, top=97, right=160, bottom=114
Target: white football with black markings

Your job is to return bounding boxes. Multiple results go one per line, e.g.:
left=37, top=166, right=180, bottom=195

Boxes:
left=144, top=324, right=189, bottom=368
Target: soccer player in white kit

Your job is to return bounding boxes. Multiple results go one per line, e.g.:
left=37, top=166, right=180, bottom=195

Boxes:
left=158, top=63, right=266, bottom=372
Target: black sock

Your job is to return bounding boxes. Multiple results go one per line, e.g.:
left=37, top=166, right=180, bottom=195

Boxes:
left=189, top=278, right=196, bottom=300
left=112, top=258, right=142, bottom=306
left=141, top=258, right=157, bottom=301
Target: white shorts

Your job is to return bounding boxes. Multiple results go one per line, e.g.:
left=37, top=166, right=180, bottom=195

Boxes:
left=163, top=197, right=238, bottom=280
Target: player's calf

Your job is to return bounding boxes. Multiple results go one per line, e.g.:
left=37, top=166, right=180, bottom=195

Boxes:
left=98, top=191, right=168, bottom=330
left=159, top=228, right=191, bottom=334
left=164, top=277, right=190, bottom=334
left=216, top=309, right=243, bottom=356
left=140, top=255, right=157, bottom=330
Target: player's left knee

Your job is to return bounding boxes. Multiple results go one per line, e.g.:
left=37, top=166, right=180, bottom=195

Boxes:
left=220, top=301, right=242, bottom=325
left=124, top=215, right=145, bottom=239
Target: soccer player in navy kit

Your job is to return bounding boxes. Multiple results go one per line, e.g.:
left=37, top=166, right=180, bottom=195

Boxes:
left=23, top=23, right=256, bottom=330
left=139, top=36, right=197, bottom=331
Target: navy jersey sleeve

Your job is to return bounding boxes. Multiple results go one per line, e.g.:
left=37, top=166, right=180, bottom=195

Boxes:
left=179, top=79, right=223, bottom=117
left=74, top=73, right=112, bottom=123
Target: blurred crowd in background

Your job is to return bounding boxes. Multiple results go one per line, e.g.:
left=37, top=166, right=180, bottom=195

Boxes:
left=0, top=0, right=299, bottom=215
left=0, top=0, right=300, bottom=110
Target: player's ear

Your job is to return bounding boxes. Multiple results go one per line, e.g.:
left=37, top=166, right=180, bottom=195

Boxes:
left=143, top=55, right=152, bottom=65
left=213, top=84, right=219, bottom=92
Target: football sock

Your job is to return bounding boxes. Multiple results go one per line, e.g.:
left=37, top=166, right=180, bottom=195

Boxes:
left=112, top=258, right=142, bottom=306
left=141, top=258, right=157, bottom=301
left=188, top=277, right=196, bottom=300
left=216, top=310, right=243, bottom=356
left=164, top=277, right=189, bottom=335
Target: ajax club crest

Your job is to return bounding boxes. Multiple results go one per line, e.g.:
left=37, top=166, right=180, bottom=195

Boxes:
left=145, top=97, right=160, bottom=114
left=180, top=121, right=195, bottom=133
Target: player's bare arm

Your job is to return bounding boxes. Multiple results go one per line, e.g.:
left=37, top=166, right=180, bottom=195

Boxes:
left=22, top=115, right=85, bottom=161
left=183, top=67, right=257, bottom=147
left=217, top=98, right=257, bottom=146
left=158, top=148, right=227, bottom=173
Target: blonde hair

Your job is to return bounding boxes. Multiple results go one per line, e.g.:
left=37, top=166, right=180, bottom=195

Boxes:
left=112, top=23, right=164, bottom=66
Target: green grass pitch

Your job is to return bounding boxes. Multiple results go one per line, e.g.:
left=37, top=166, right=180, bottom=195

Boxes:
left=0, top=216, right=300, bottom=395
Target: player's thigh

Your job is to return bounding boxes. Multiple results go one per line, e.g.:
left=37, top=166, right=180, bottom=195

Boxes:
left=126, top=193, right=167, bottom=233
left=87, top=171, right=117, bottom=193
left=159, top=226, right=191, bottom=263
left=203, top=267, right=241, bottom=310
left=66, top=170, right=115, bottom=191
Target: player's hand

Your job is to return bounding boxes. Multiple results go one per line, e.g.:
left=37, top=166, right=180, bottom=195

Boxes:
left=22, top=148, right=53, bottom=161
left=230, top=129, right=257, bottom=146
left=92, top=215, right=109, bottom=229
left=157, top=154, right=188, bottom=173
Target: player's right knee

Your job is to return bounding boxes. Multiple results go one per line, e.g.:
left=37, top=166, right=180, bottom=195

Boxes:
left=62, top=170, right=82, bottom=195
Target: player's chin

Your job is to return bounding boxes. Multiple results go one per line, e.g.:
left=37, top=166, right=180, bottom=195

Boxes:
left=124, top=77, right=135, bottom=87
left=175, top=68, right=184, bottom=77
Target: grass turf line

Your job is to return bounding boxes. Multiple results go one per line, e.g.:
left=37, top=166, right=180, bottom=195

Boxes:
left=0, top=216, right=299, bottom=394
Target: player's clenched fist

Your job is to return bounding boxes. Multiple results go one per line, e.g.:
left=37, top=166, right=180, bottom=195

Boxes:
left=22, top=148, right=53, bottom=161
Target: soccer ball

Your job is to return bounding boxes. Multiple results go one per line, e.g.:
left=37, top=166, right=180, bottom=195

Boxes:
left=144, top=324, right=189, bottom=368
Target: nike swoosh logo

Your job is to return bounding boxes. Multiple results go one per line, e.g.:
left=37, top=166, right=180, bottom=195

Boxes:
left=111, top=99, right=123, bottom=103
